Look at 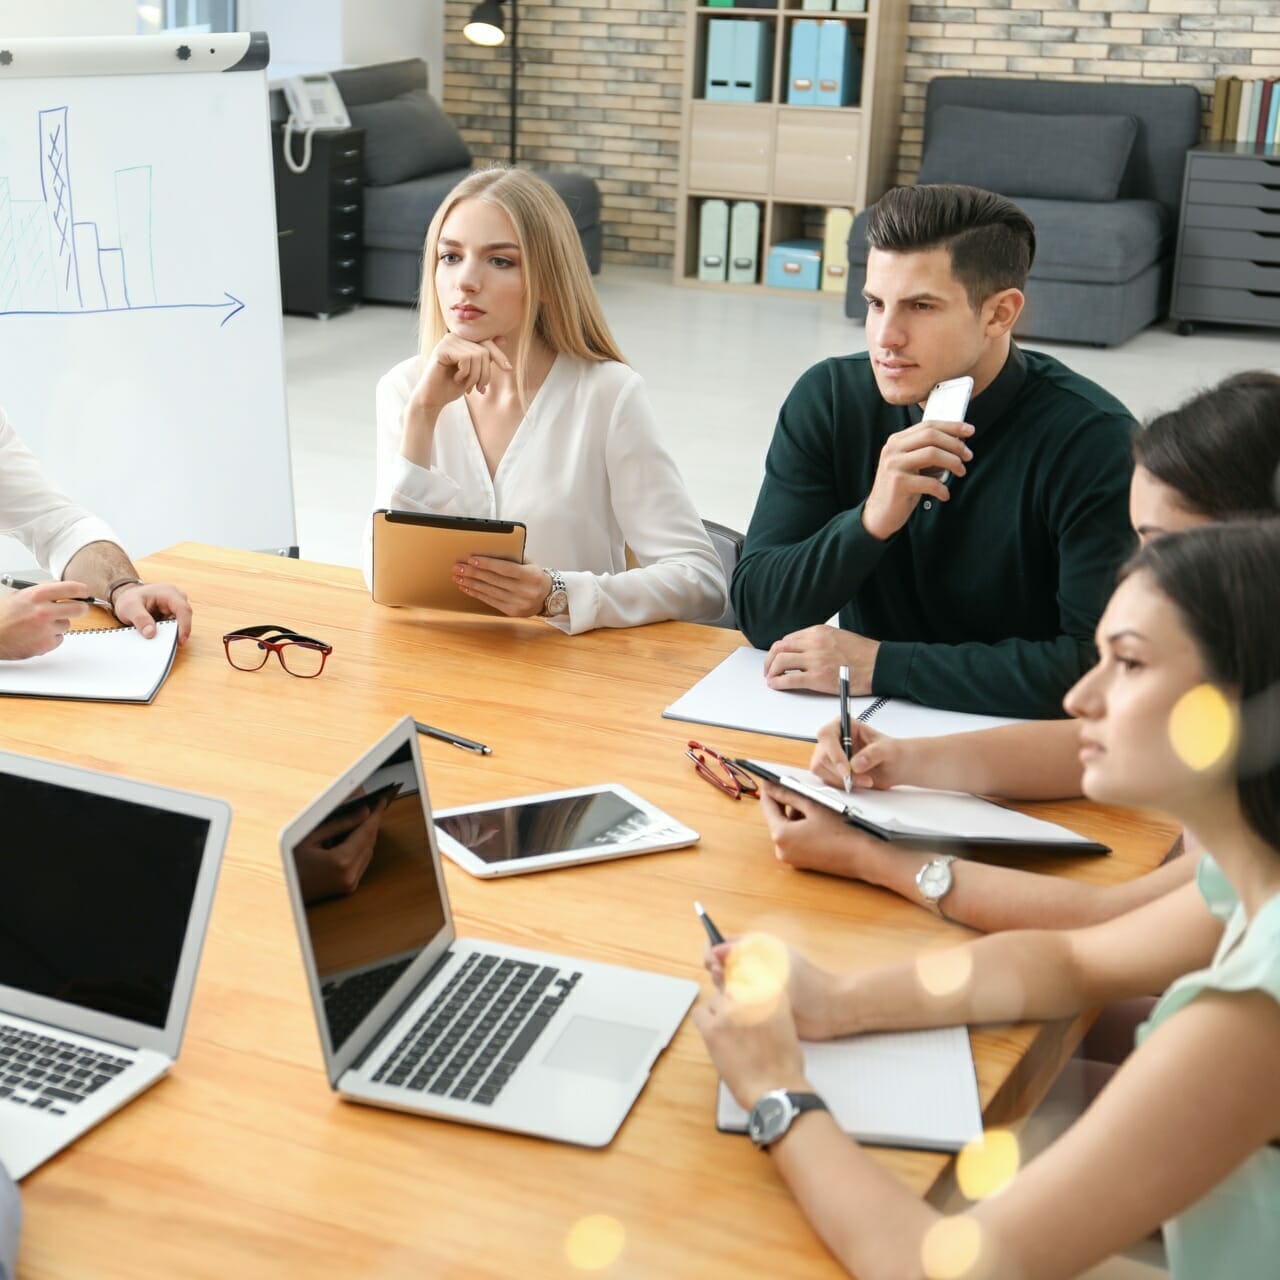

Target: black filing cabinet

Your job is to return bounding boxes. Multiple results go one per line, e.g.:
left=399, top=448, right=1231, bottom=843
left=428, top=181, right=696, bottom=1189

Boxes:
left=1171, top=143, right=1280, bottom=334
left=271, top=125, right=365, bottom=317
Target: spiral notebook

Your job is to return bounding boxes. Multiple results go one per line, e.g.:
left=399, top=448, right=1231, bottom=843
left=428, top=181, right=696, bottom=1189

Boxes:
left=663, top=647, right=1023, bottom=743
left=0, top=619, right=179, bottom=704
left=716, top=1024, right=983, bottom=1153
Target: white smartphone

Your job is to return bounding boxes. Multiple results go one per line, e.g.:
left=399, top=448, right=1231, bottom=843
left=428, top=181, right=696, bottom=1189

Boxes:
left=922, top=375, right=973, bottom=486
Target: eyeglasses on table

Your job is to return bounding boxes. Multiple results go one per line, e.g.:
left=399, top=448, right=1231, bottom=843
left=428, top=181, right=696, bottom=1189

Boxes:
left=222, top=624, right=333, bottom=678
left=686, top=740, right=759, bottom=801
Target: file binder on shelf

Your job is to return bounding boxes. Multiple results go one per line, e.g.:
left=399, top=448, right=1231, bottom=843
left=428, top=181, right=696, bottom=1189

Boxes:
left=787, top=19, right=820, bottom=106
left=728, top=201, right=761, bottom=284
left=705, top=19, right=736, bottom=101
left=816, top=19, right=862, bottom=108
left=822, top=207, right=854, bottom=294
left=706, top=19, right=773, bottom=103
left=698, top=199, right=730, bottom=283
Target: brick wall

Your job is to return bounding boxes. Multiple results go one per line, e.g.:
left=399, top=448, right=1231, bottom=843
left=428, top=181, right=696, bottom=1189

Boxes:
left=441, top=0, right=685, bottom=266
left=441, top=1, right=1280, bottom=269
left=899, top=1, right=1280, bottom=184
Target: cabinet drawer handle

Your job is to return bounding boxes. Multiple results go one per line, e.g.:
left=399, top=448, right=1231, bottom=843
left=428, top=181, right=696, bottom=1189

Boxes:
left=336, top=286, right=356, bottom=296
left=783, top=262, right=801, bottom=274
left=338, top=231, right=358, bottom=241
left=339, top=176, right=359, bottom=187
left=336, top=258, right=356, bottom=269
left=341, top=148, right=360, bottom=159
left=1248, top=289, right=1280, bottom=298
left=793, top=78, right=812, bottom=91
left=338, top=203, right=359, bottom=214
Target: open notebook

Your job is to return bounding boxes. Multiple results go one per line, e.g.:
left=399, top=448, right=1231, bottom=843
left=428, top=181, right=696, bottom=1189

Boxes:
left=738, top=761, right=1108, bottom=853
left=0, top=619, right=179, bottom=704
left=664, top=647, right=1023, bottom=742
left=717, top=1024, right=983, bottom=1153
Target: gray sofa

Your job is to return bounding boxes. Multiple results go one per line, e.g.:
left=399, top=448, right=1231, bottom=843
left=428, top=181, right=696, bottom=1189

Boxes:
left=325, top=59, right=603, bottom=304
left=844, top=77, right=1203, bottom=346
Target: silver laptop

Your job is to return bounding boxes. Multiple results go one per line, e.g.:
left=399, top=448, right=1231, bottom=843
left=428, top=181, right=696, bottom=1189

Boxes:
left=278, top=716, right=697, bottom=1148
left=0, top=750, right=229, bottom=1180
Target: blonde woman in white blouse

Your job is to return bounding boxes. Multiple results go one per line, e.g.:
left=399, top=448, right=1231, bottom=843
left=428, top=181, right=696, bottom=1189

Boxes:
left=367, top=167, right=727, bottom=633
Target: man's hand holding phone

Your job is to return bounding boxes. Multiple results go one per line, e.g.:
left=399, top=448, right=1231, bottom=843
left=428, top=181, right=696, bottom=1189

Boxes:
left=861, top=376, right=974, bottom=543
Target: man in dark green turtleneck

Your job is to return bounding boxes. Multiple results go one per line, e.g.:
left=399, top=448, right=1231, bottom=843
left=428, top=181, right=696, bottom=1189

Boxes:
left=731, top=185, right=1136, bottom=719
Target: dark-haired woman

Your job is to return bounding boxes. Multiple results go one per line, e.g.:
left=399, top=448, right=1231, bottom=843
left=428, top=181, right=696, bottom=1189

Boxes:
left=697, top=519, right=1280, bottom=1280
left=780, top=371, right=1280, bottom=933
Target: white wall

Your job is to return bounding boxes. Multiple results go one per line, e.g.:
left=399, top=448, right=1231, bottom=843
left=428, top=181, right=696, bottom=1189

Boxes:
left=240, top=0, right=444, bottom=93
left=0, top=0, right=135, bottom=36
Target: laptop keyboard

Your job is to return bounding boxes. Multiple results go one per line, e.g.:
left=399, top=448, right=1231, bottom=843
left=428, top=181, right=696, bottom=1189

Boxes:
left=0, top=1022, right=134, bottom=1116
left=372, top=952, right=582, bottom=1107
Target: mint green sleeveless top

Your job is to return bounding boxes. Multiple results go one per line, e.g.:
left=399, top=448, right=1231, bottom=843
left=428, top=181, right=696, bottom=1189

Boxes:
left=1137, top=855, right=1280, bottom=1279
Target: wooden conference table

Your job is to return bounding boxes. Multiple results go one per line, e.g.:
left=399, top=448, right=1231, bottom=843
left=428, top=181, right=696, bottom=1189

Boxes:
left=5, top=544, right=1176, bottom=1280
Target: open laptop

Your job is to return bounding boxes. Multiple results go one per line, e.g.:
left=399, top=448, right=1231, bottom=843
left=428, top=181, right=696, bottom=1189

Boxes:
left=278, top=716, right=697, bottom=1148
left=0, top=749, right=229, bottom=1180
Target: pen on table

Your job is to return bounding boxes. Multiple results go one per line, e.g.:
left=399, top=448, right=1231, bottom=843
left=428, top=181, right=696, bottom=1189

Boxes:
left=838, top=664, right=854, bottom=794
left=413, top=719, right=492, bottom=756
left=694, top=900, right=725, bottom=947
left=0, top=575, right=110, bottom=609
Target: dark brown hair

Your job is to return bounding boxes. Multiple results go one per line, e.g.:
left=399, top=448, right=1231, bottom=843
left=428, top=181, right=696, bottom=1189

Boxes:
left=864, top=184, right=1036, bottom=309
left=1120, top=519, right=1280, bottom=851
left=1134, top=371, right=1280, bottom=519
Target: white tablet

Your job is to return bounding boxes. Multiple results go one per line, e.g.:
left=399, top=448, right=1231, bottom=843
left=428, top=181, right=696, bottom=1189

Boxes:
left=432, top=783, right=699, bottom=878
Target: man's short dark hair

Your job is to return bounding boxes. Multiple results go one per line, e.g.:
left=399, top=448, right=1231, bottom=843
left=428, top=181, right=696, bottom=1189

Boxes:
left=865, top=184, right=1036, bottom=309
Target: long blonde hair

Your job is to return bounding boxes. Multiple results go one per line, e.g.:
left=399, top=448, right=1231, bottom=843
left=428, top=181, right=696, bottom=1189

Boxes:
left=418, top=167, right=624, bottom=406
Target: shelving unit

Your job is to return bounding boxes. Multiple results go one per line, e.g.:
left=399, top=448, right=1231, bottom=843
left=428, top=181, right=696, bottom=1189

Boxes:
left=674, top=1, right=905, bottom=295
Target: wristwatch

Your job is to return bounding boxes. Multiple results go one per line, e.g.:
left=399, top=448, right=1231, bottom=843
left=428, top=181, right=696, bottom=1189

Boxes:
left=747, top=1088, right=828, bottom=1151
left=916, top=855, right=958, bottom=916
left=540, top=568, right=568, bottom=618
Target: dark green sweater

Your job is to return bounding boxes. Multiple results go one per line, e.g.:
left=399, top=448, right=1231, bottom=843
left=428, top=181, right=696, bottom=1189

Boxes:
left=731, top=346, right=1137, bottom=718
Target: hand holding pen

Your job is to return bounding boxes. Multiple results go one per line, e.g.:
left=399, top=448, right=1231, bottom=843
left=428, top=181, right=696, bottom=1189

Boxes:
left=0, top=579, right=96, bottom=661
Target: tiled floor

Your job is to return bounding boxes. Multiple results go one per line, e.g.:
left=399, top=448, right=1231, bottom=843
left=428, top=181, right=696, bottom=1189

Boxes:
left=285, top=265, right=1279, bottom=568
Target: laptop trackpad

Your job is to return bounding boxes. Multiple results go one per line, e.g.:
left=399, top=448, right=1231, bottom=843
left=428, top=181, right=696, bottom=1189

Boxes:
left=542, top=1017, right=658, bottom=1083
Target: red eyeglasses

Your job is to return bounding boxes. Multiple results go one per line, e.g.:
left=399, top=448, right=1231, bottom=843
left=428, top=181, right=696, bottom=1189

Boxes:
left=686, top=740, right=760, bottom=801
left=222, top=624, right=333, bottom=678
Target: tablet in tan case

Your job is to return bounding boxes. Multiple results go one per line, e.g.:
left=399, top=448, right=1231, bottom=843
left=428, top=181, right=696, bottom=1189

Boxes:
left=371, top=509, right=528, bottom=614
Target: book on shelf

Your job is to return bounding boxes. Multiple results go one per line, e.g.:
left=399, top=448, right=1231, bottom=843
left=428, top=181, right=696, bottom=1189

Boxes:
left=1212, top=76, right=1280, bottom=148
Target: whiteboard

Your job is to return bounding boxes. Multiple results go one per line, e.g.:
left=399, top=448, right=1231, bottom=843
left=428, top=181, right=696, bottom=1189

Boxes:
left=0, top=33, right=295, bottom=569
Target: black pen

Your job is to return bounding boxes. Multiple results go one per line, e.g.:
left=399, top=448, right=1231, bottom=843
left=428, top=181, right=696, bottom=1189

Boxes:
left=414, top=719, right=492, bottom=756
left=694, top=900, right=725, bottom=946
left=838, top=664, right=854, bottom=794
left=0, top=574, right=110, bottom=609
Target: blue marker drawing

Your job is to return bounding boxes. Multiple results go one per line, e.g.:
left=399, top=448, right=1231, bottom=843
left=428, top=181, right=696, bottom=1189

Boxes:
left=0, top=106, right=245, bottom=326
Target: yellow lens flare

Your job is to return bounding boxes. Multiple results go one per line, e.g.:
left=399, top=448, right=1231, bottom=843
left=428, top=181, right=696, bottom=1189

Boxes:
left=565, top=1214, right=626, bottom=1271
left=723, top=932, right=791, bottom=1018
left=956, top=1129, right=1020, bottom=1201
left=916, top=946, right=973, bottom=999
left=921, top=1215, right=984, bottom=1280
left=1168, top=683, right=1237, bottom=772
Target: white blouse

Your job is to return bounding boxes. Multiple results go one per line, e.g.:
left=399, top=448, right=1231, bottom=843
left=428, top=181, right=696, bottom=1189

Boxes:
left=0, top=407, right=119, bottom=578
left=367, top=354, right=727, bottom=634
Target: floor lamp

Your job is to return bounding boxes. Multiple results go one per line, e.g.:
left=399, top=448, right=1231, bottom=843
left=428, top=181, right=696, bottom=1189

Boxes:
left=463, top=0, right=519, bottom=166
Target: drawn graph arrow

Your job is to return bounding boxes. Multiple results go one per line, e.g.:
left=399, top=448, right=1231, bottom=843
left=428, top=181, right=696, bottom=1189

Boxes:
left=0, top=292, right=247, bottom=325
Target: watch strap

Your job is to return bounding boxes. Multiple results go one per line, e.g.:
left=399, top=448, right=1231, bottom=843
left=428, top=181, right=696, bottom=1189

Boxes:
left=107, top=576, right=144, bottom=610
left=749, top=1088, right=828, bottom=1150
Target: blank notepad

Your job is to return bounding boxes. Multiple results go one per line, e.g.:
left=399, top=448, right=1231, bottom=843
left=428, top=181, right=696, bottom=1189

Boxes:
left=717, top=1024, right=983, bottom=1152
left=0, top=619, right=179, bottom=703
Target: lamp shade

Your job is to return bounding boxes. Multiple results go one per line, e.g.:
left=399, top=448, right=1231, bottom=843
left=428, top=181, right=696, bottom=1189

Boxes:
left=463, top=0, right=506, bottom=46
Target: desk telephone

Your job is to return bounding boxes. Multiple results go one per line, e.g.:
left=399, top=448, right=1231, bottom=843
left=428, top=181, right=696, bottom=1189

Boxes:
left=281, top=73, right=350, bottom=174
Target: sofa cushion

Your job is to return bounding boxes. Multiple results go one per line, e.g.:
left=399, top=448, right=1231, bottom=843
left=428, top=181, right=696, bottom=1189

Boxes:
left=364, top=167, right=603, bottom=254
left=844, top=198, right=1170, bottom=286
left=1014, top=197, right=1170, bottom=283
left=347, top=89, right=472, bottom=186
left=917, top=106, right=1139, bottom=203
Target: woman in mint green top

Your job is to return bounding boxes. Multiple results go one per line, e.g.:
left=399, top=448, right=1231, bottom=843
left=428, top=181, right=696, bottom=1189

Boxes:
left=692, top=519, right=1280, bottom=1279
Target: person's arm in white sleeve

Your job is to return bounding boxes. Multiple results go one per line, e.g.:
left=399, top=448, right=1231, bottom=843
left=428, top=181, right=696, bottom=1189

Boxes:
left=0, top=407, right=120, bottom=578
left=364, top=364, right=468, bottom=587
left=554, top=374, right=728, bottom=634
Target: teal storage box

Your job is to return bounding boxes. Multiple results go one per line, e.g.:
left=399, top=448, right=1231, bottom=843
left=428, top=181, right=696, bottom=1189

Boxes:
left=767, top=239, right=823, bottom=290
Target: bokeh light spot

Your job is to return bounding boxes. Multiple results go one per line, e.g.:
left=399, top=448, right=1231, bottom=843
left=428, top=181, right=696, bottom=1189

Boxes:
left=724, top=932, right=790, bottom=1010
left=916, top=947, right=973, bottom=998
left=956, top=1129, right=1020, bottom=1201
left=1168, top=683, right=1236, bottom=772
left=921, top=1215, right=984, bottom=1280
left=565, top=1215, right=626, bottom=1271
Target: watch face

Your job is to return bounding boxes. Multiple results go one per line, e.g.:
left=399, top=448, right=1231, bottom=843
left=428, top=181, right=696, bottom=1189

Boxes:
left=747, top=1093, right=791, bottom=1146
left=546, top=589, right=569, bottom=616
left=920, top=861, right=952, bottom=899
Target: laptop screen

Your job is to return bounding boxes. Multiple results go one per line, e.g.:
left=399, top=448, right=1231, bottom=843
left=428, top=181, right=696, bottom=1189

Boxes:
left=0, top=772, right=208, bottom=1030
left=287, top=739, right=447, bottom=1053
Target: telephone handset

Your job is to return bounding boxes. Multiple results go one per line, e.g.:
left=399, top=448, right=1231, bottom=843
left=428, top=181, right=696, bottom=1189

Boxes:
left=281, top=73, right=351, bottom=174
